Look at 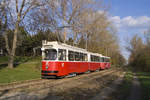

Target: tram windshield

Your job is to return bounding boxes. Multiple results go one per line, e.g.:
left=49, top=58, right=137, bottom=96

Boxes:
left=44, top=49, right=57, bottom=60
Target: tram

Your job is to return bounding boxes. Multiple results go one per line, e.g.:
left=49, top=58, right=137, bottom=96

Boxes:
left=41, top=41, right=111, bottom=78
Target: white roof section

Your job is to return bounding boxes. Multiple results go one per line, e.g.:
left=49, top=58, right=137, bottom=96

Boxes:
left=42, top=41, right=88, bottom=53
left=89, top=52, right=102, bottom=56
left=101, top=55, right=111, bottom=59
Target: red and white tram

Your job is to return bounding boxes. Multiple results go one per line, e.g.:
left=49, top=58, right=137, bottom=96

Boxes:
left=41, top=41, right=111, bottom=78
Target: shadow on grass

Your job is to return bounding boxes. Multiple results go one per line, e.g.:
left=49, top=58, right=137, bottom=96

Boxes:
left=0, top=62, right=23, bottom=70
left=0, top=63, right=8, bottom=70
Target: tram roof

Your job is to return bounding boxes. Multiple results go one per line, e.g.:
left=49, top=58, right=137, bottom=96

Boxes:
left=42, top=41, right=88, bottom=53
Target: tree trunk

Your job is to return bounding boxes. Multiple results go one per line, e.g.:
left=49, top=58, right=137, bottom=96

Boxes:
left=7, top=19, right=19, bottom=68
left=7, top=22, right=19, bottom=68
left=8, top=55, right=14, bottom=68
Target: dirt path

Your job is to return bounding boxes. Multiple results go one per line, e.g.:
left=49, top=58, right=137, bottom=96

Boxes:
left=127, top=73, right=141, bottom=100
left=91, top=72, right=125, bottom=100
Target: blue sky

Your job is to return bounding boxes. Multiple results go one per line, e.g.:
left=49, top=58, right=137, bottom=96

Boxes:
left=103, top=0, right=150, bottom=59
left=105, top=0, right=150, bottom=17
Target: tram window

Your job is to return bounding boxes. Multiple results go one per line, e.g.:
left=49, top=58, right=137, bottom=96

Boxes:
left=44, top=49, right=57, bottom=60
left=106, top=58, right=110, bottom=62
left=96, top=56, right=99, bottom=62
left=91, top=55, right=94, bottom=62
left=58, top=49, right=66, bottom=61
left=80, top=53, right=84, bottom=61
left=101, top=57, right=104, bottom=62
left=108, top=59, right=110, bottom=62
left=75, top=52, right=80, bottom=61
left=94, top=56, right=96, bottom=62
left=90, top=55, right=92, bottom=61
left=94, top=56, right=96, bottom=61
left=84, top=54, right=88, bottom=61
left=106, top=58, right=108, bottom=62
left=99, top=57, right=102, bottom=62
left=83, top=54, right=88, bottom=61
left=68, top=51, right=74, bottom=61
left=105, top=58, right=107, bottom=62
left=100, top=57, right=103, bottom=62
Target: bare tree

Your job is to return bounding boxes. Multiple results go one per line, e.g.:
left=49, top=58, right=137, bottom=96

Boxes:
left=35, top=0, right=101, bottom=43
left=0, top=0, right=44, bottom=68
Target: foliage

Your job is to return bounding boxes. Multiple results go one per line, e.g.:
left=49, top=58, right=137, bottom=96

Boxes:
left=127, top=34, right=150, bottom=71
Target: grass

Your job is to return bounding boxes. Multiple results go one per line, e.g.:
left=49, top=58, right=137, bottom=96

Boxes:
left=137, top=72, right=150, bottom=100
left=117, top=70, right=133, bottom=100
left=0, top=57, right=42, bottom=84
left=109, top=69, right=133, bottom=100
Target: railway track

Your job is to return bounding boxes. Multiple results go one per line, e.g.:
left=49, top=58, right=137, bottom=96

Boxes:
left=0, top=68, right=121, bottom=99
left=27, top=69, right=116, bottom=92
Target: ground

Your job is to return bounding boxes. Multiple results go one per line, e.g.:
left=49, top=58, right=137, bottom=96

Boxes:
left=0, top=57, right=150, bottom=100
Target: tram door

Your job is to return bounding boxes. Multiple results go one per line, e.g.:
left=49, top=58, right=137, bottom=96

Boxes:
left=58, top=49, right=67, bottom=75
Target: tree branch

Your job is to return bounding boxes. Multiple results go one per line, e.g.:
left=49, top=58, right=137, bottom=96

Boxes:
left=15, top=0, right=19, bottom=13
left=19, top=0, right=26, bottom=16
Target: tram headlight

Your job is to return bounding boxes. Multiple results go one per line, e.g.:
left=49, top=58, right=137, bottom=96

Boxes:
left=46, top=62, right=49, bottom=69
left=46, top=65, right=48, bottom=69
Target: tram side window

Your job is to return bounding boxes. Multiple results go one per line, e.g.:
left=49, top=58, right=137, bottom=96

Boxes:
left=94, top=56, right=96, bottom=62
left=84, top=54, right=88, bottom=61
left=108, top=59, right=110, bottom=62
left=58, top=49, right=66, bottom=61
left=106, top=58, right=110, bottom=62
left=80, top=53, right=84, bottom=61
left=93, top=56, right=97, bottom=62
left=90, top=55, right=93, bottom=61
left=104, top=58, right=106, bottom=62
left=96, top=56, right=99, bottom=62
left=101, top=57, right=104, bottom=62
left=90, top=55, right=92, bottom=61
left=75, top=52, right=80, bottom=61
left=99, top=57, right=102, bottom=62
left=68, top=51, right=74, bottom=61
left=105, top=58, right=108, bottom=62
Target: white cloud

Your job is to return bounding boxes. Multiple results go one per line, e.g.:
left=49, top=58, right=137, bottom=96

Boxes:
left=110, top=16, right=150, bottom=29
left=109, top=16, right=150, bottom=59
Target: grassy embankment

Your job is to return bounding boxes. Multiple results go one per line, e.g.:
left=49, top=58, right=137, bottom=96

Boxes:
left=137, top=72, right=150, bottom=100
left=0, top=56, right=41, bottom=84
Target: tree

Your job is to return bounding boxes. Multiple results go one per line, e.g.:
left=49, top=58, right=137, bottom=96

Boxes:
left=0, top=0, right=44, bottom=68
left=126, top=35, right=145, bottom=64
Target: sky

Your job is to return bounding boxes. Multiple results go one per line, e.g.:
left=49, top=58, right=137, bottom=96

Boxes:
left=103, top=0, right=150, bottom=60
